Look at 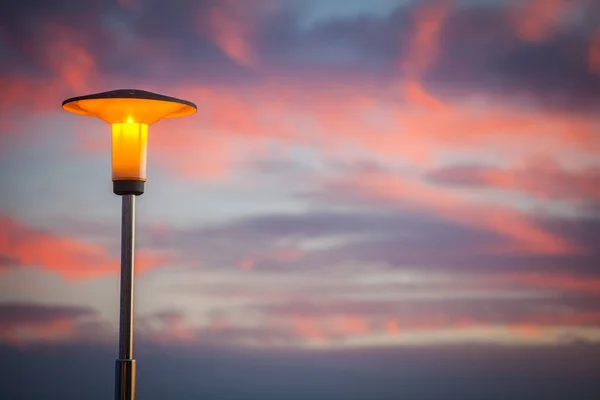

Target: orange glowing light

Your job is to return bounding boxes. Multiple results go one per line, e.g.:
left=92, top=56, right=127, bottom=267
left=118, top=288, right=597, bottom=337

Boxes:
left=112, top=122, right=148, bottom=181
left=62, top=89, right=196, bottom=193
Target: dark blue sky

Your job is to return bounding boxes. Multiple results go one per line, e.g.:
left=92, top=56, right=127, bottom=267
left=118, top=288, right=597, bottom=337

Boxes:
left=3, top=342, right=600, bottom=399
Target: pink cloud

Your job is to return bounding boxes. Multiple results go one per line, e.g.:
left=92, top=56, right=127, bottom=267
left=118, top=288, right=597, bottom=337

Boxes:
left=399, top=0, right=453, bottom=110
left=208, top=10, right=254, bottom=67
left=498, top=272, right=600, bottom=296
left=209, top=316, right=229, bottom=332
left=291, top=316, right=326, bottom=342
left=32, top=22, right=99, bottom=93
left=509, top=0, right=573, bottom=42
left=202, top=0, right=276, bottom=68
left=0, top=1, right=597, bottom=195
left=142, top=310, right=196, bottom=342
left=2, top=318, right=76, bottom=346
left=0, top=304, right=102, bottom=346
left=0, top=214, right=164, bottom=280
left=401, top=0, right=453, bottom=77
left=402, top=80, right=449, bottom=112
left=429, top=159, right=600, bottom=201
left=288, top=310, right=600, bottom=344
left=331, top=169, right=579, bottom=255
left=385, top=318, right=401, bottom=336
left=169, top=81, right=598, bottom=172
left=335, top=315, right=370, bottom=335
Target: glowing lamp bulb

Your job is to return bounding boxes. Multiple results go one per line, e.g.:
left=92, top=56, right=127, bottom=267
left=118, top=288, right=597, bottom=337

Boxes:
left=111, top=121, right=148, bottom=181
left=62, top=89, right=196, bottom=195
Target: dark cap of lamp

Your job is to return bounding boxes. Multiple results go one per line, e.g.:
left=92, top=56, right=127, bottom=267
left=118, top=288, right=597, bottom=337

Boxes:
left=62, top=89, right=197, bottom=195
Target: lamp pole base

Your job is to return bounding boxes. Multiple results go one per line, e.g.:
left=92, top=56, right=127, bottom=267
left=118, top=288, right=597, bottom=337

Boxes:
left=115, top=359, right=136, bottom=400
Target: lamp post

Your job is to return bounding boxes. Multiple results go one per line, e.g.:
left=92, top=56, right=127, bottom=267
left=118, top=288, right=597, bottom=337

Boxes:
left=62, top=89, right=197, bottom=400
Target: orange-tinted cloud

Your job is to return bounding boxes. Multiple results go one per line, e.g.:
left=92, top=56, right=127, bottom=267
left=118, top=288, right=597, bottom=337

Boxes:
left=0, top=214, right=163, bottom=280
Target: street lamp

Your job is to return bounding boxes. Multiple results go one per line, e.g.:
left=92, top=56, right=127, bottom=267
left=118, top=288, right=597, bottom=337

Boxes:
left=62, top=89, right=197, bottom=400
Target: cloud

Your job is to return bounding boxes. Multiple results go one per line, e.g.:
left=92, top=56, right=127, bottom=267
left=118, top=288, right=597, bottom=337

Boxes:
left=203, top=0, right=271, bottom=68
left=0, top=303, right=100, bottom=345
left=2, top=250, right=600, bottom=349
left=426, top=159, right=600, bottom=201
left=400, top=0, right=453, bottom=78
left=143, top=78, right=599, bottom=183
left=1, top=0, right=600, bottom=360
left=137, top=309, right=196, bottom=342
left=239, top=249, right=304, bottom=271
left=1, top=0, right=598, bottom=181
left=0, top=303, right=95, bottom=326
left=426, top=1, right=600, bottom=112
left=509, top=0, right=574, bottom=42
left=0, top=0, right=593, bottom=94
left=117, top=0, right=136, bottom=9
left=140, top=208, right=490, bottom=272
left=590, top=28, right=600, bottom=75
left=39, top=23, right=98, bottom=92
left=139, top=197, right=600, bottom=282
left=0, top=255, right=19, bottom=270
left=497, top=272, right=600, bottom=296
left=325, top=169, right=579, bottom=255
left=0, top=214, right=119, bottom=279
left=283, top=311, right=600, bottom=347
left=0, top=213, right=164, bottom=280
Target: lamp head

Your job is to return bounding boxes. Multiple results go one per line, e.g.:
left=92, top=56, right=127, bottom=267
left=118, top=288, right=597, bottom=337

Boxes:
left=62, top=89, right=196, bottom=196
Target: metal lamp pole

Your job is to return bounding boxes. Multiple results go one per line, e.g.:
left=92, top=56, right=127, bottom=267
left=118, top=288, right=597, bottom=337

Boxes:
left=61, top=89, right=197, bottom=400
left=112, top=179, right=146, bottom=400
left=116, top=194, right=136, bottom=400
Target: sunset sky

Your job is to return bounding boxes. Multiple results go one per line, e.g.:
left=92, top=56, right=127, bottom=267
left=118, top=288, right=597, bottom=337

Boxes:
left=1, top=0, right=600, bottom=398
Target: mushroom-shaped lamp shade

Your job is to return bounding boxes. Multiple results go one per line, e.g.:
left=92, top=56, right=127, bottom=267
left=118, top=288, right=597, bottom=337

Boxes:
left=62, top=89, right=196, bottom=195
